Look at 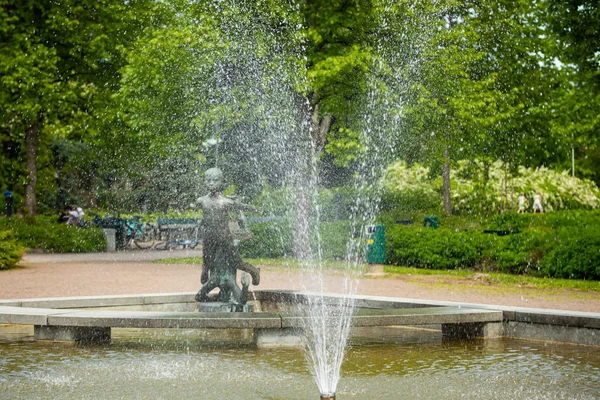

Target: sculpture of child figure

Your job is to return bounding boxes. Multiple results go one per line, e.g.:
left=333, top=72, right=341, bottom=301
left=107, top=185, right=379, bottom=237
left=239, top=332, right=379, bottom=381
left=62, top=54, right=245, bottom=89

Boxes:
left=192, top=167, right=261, bottom=307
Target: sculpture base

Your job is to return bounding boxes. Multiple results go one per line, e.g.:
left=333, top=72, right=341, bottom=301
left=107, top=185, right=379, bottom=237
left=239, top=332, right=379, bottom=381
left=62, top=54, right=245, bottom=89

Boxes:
left=198, top=302, right=254, bottom=313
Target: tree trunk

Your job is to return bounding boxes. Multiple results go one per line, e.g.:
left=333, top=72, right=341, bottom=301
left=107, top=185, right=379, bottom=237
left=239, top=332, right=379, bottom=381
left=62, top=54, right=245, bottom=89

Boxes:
left=310, top=103, right=332, bottom=155
left=24, top=121, right=39, bottom=216
left=292, top=103, right=332, bottom=260
left=442, top=145, right=452, bottom=215
left=483, top=160, right=490, bottom=185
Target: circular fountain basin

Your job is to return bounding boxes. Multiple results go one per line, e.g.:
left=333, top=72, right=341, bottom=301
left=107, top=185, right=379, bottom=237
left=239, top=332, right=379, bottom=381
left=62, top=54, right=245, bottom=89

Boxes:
left=0, top=325, right=599, bottom=400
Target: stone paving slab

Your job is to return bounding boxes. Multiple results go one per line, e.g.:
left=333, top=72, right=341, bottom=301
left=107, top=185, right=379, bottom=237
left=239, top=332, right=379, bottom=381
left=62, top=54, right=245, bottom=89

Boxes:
left=0, top=303, right=502, bottom=331
left=2, top=292, right=598, bottom=340
left=47, top=310, right=282, bottom=329
left=267, top=292, right=600, bottom=330
left=0, top=306, right=73, bottom=325
left=10, top=293, right=197, bottom=309
left=279, top=307, right=502, bottom=328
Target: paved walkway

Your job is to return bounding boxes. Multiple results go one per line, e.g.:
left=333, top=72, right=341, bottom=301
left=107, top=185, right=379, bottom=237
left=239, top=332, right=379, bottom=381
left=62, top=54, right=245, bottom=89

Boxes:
left=1, top=251, right=599, bottom=313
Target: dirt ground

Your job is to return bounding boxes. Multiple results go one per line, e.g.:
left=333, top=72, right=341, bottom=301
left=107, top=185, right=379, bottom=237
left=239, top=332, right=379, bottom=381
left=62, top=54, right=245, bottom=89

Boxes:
left=1, top=250, right=599, bottom=313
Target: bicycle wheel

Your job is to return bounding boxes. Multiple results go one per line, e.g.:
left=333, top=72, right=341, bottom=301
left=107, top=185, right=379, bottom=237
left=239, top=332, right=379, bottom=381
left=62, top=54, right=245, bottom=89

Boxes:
left=153, top=241, right=169, bottom=250
left=134, top=239, right=155, bottom=249
left=154, top=241, right=176, bottom=251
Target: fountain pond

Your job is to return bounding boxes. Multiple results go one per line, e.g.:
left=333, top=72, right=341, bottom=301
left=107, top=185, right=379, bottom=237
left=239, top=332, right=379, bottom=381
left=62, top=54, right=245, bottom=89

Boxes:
left=1, top=292, right=599, bottom=399
left=1, top=323, right=599, bottom=400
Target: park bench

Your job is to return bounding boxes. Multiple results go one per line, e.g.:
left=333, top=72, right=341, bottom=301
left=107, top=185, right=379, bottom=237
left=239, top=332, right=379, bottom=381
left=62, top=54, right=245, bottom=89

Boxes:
left=156, top=218, right=201, bottom=241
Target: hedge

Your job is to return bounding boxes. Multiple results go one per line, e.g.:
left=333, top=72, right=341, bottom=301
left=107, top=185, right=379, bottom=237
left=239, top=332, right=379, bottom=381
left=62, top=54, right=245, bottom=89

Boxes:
left=540, top=227, right=600, bottom=280
left=239, top=220, right=293, bottom=259
left=385, top=225, right=488, bottom=269
left=239, top=219, right=353, bottom=260
left=384, top=212, right=600, bottom=280
left=0, top=216, right=106, bottom=253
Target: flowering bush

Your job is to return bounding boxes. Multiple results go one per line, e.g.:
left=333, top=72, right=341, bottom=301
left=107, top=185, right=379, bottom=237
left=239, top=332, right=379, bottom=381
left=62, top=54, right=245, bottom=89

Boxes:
left=383, top=160, right=600, bottom=213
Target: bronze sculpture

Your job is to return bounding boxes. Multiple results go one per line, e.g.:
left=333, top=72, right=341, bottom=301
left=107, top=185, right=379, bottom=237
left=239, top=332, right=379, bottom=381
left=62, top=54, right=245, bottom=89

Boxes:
left=192, top=167, right=260, bottom=308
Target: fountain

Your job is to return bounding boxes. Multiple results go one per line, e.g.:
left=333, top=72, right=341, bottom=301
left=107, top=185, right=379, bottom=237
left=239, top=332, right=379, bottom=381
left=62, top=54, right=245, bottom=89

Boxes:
left=1, top=1, right=600, bottom=399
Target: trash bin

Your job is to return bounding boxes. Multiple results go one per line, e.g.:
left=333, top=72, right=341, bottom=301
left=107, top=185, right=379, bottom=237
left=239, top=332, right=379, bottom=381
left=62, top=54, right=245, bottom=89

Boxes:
left=365, top=224, right=386, bottom=264
left=423, top=216, right=439, bottom=229
left=94, top=216, right=126, bottom=250
left=103, top=229, right=117, bottom=252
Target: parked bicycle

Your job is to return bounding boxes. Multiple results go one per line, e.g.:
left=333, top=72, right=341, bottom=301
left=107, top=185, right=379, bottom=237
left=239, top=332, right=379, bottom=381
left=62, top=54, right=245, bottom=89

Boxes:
left=123, top=217, right=156, bottom=249
left=93, top=215, right=156, bottom=249
left=153, top=238, right=200, bottom=251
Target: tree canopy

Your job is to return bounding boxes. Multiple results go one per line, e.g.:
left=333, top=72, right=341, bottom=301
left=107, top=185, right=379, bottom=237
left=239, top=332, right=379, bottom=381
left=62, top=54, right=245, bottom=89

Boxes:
left=0, top=0, right=598, bottom=215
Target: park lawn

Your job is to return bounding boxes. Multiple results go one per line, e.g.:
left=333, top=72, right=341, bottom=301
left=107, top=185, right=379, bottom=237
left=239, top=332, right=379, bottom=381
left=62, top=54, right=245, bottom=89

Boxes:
left=154, top=256, right=366, bottom=271
left=385, top=266, right=600, bottom=292
left=154, top=257, right=600, bottom=293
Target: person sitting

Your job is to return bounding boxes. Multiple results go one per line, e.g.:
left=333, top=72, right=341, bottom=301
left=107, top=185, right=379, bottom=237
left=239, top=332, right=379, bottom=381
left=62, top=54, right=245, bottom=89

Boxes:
left=75, top=207, right=85, bottom=227
left=58, top=206, right=72, bottom=223
left=67, top=206, right=80, bottom=225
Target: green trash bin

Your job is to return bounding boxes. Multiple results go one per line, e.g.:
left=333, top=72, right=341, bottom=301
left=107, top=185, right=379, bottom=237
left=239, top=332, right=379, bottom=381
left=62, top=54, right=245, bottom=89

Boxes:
left=365, top=224, right=386, bottom=264
left=423, top=216, right=439, bottom=229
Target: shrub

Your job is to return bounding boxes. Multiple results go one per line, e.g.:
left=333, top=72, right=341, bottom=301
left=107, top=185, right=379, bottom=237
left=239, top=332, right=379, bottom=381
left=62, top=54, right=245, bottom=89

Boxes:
left=492, top=230, right=554, bottom=275
left=0, top=230, right=24, bottom=269
left=0, top=216, right=106, bottom=253
left=239, top=220, right=293, bottom=259
left=239, top=219, right=353, bottom=260
left=540, top=227, right=600, bottom=280
left=385, top=225, right=489, bottom=269
left=313, top=220, right=353, bottom=260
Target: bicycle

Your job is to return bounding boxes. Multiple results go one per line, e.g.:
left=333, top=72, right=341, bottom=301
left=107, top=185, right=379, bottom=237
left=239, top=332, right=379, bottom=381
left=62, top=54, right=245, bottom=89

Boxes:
left=123, top=217, right=156, bottom=249
left=153, top=238, right=200, bottom=251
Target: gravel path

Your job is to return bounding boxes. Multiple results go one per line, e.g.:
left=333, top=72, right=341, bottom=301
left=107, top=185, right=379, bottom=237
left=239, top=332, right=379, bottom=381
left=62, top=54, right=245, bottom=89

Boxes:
left=1, top=251, right=599, bottom=313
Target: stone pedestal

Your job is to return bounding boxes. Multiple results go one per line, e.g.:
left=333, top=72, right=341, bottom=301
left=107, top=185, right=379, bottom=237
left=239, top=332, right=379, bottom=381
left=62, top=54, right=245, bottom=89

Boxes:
left=34, top=325, right=111, bottom=344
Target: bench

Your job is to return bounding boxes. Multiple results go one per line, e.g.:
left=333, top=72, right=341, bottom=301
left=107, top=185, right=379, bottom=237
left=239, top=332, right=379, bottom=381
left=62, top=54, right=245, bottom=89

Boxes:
left=156, top=218, right=201, bottom=241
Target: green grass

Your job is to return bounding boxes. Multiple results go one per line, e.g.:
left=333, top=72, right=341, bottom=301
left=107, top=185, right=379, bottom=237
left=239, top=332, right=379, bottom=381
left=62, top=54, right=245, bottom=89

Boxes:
left=153, top=256, right=367, bottom=271
left=385, top=265, right=600, bottom=292
left=155, top=256, right=600, bottom=292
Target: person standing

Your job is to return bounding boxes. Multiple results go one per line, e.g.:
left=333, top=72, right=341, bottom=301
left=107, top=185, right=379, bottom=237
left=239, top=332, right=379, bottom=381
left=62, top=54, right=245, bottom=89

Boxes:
left=532, top=191, right=544, bottom=214
left=517, top=192, right=527, bottom=214
left=3, top=190, right=13, bottom=217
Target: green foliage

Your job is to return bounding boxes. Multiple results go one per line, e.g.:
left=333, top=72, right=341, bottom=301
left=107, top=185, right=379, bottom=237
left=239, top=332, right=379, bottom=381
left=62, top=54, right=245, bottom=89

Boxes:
left=488, top=209, right=600, bottom=231
left=0, top=229, right=24, bottom=269
left=239, top=219, right=352, bottom=260
left=492, top=230, right=554, bottom=275
left=386, top=225, right=486, bottom=269
left=239, top=220, right=293, bottom=259
left=313, top=220, right=352, bottom=260
left=540, top=227, right=600, bottom=280
left=384, top=159, right=600, bottom=214
left=383, top=210, right=600, bottom=280
left=0, top=0, right=155, bottom=212
left=0, top=216, right=106, bottom=253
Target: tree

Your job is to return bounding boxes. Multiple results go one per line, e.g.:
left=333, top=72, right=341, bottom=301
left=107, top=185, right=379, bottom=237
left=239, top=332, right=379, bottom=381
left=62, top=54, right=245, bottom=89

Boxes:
left=546, top=0, right=600, bottom=183
left=394, top=0, right=562, bottom=214
left=0, top=0, right=152, bottom=214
